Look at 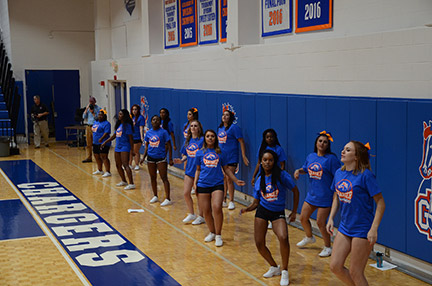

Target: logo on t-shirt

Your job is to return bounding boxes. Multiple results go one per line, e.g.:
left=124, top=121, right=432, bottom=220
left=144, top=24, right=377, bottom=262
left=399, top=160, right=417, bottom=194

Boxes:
left=116, top=126, right=122, bottom=137
left=183, top=128, right=188, bottom=139
left=203, top=152, right=219, bottom=168
left=92, top=123, right=99, bottom=133
left=218, top=130, right=227, bottom=144
left=261, top=182, right=279, bottom=202
left=335, top=179, right=353, bottom=203
left=186, top=143, right=199, bottom=157
left=308, top=162, right=323, bottom=180
left=149, top=135, right=160, bottom=148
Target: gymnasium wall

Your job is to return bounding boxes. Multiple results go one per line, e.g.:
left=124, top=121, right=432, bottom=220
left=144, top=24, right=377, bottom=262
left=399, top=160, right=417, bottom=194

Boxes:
left=130, top=86, right=432, bottom=265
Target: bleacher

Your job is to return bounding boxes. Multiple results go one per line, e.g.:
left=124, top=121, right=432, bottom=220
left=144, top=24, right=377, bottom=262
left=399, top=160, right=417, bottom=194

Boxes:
left=0, top=37, right=21, bottom=156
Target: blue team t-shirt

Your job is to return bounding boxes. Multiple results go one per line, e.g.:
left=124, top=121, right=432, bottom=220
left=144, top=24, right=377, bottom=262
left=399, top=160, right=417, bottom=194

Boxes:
left=196, top=148, right=228, bottom=188
left=181, top=137, right=204, bottom=177
left=302, top=153, right=341, bottom=207
left=145, top=128, right=171, bottom=159
left=115, top=123, right=133, bottom=152
left=256, top=145, right=287, bottom=168
left=132, top=115, right=145, bottom=140
left=331, top=168, right=381, bottom=238
left=161, top=120, right=174, bottom=134
left=92, top=120, right=111, bottom=146
left=254, top=171, right=296, bottom=212
left=182, top=122, right=189, bottom=140
left=217, top=124, right=243, bottom=164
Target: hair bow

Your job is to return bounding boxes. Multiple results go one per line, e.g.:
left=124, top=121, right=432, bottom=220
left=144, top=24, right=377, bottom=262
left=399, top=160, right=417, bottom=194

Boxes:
left=319, top=130, right=334, bottom=142
left=364, top=142, right=371, bottom=150
left=100, top=109, right=107, bottom=115
left=222, top=105, right=230, bottom=112
left=192, top=107, right=198, bottom=113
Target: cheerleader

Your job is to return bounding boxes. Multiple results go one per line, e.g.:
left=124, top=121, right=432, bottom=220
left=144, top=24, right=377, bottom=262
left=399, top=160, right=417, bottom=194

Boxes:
left=326, top=141, right=385, bottom=285
left=101, top=109, right=135, bottom=190
left=294, top=131, right=340, bottom=257
left=160, top=108, right=177, bottom=151
left=129, top=104, right=146, bottom=170
left=182, top=107, right=199, bottom=141
left=194, top=129, right=245, bottom=247
left=91, top=109, right=111, bottom=177
left=217, top=109, right=249, bottom=210
left=140, top=115, right=174, bottom=206
left=240, top=150, right=299, bottom=286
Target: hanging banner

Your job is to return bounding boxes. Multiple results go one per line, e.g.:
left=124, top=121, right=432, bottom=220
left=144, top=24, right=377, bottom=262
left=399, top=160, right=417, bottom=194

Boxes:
left=220, top=0, right=227, bottom=42
left=262, top=0, right=292, bottom=37
left=198, top=0, right=218, bottom=44
left=125, top=0, right=136, bottom=16
left=296, top=0, right=332, bottom=33
left=180, top=0, right=198, bottom=47
left=164, top=0, right=180, bottom=49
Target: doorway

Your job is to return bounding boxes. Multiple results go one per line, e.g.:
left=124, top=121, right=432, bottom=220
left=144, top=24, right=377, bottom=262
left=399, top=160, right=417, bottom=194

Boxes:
left=108, top=80, right=127, bottom=125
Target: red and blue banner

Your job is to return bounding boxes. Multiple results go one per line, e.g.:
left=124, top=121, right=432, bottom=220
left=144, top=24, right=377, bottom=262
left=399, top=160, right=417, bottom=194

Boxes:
left=198, top=0, right=218, bottom=44
left=164, top=0, right=180, bottom=49
left=296, top=0, right=332, bottom=33
left=180, top=0, right=198, bottom=47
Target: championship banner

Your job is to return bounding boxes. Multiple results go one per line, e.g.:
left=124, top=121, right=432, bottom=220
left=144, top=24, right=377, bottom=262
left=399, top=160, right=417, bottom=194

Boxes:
left=198, top=0, right=218, bottom=44
left=296, top=0, right=332, bottom=33
left=220, top=0, right=227, bottom=42
left=262, top=0, right=292, bottom=37
left=164, top=0, right=180, bottom=49
left=180, top=0, right=198, bottom=47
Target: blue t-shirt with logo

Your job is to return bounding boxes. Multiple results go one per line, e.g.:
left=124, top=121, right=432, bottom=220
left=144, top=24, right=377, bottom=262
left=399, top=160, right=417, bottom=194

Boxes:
left=256, top=145, right=287, bottom=168
left=161, top=120, right=174, bottom=134
left=145, top=128, right=171, bottom=159
left=301, top=153, right=341, bottom=207
left=181, top=137, right=204, bottom=177
left=132, top=115, right=145, bottom=140
left=196, top=148, right=228, bottom=188
left=182, top=122, right=189, bottom=140
left=92, top=120, right=111, bottom=146
left=115, top=123, right=133, bottom=152
left=331, top=168, right=381, bottom=238
left=217, top=124, right=243, bottom=164
left=254, top=171, right=296, bottom=212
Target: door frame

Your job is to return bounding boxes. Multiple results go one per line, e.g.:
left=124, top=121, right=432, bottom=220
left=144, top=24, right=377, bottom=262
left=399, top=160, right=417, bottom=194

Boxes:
left=107, top=80, right=127, bottom=133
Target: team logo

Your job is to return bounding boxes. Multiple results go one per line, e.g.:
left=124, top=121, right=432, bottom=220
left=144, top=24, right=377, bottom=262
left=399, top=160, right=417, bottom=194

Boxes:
left=186, top=143, right=199, bottom=158
left=308, top=162, right=323, bottom=180
left=203, top=152, right=219, bottom=168
left=149, top=135, right=160, bottom=148
left=91, top=123, right=99, bottom=133
left=140, top=96, right=149, bottom=127
left=222, top=102, right=238, bottom=124
left=335, top=179, right=353, bottom=204
left=218, top=130, right=227, bottom=144
left=415, top=121, right=432, bottom=241
left=261, top=182, right=279, bottom=202
left=183, top=128, right=188, bottom=139
left=116, top=126, right=123, bottom=137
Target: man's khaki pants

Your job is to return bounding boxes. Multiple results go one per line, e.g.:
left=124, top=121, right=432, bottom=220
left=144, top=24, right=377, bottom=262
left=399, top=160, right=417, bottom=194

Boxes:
left=85, top=125, right=93, bottom=160
left=33, top=120, right=49, bottom=147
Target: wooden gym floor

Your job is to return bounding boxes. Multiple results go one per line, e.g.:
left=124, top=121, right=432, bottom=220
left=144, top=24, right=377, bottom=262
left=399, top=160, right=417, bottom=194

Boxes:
left=0, top=143, right=428, bottom=286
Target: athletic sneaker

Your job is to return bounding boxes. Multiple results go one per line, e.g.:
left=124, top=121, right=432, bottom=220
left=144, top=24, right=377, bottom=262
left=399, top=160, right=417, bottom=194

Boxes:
left=160, top=199, right=172, bottom=206
left=228, top=201, right=235, bottom=210
left=92, top=170, right=103, bottom=175
left=268, top=221, right=273, bottom=229
left=102, top=172, right=111, bottom=177
left=116, top=181, right=128, bottom=187
left=183, top=214, right=197, bottom=224
left=222, top=201, right=228, bottom=208
left=134, top=165, right=140, bottom=171
left=192, top=216, right=205, bottom=225
left=296, top=236, right=316, bottom=247
left=280, top=270, right=289, bottom=286
left=191, top=188, right=196, bottom=195
left=215, top=235, right=223, bottom=247
left=204, top=232, right=215, bottom=242
left=319, top=246, right=332, bottom=257
left=124, top=184, right=135, bottom=190
left=263, top=265, right=281, bottom=278
left=149, top=196, right=158, bottom=203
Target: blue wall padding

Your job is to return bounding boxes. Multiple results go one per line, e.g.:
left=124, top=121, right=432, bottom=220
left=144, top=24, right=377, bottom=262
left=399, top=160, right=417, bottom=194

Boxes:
left=130, top=86, right=432, bottom=264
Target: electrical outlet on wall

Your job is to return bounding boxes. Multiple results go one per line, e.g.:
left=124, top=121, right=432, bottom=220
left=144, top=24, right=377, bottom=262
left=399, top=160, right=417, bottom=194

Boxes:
left=385, top=247, right=390, bottom=257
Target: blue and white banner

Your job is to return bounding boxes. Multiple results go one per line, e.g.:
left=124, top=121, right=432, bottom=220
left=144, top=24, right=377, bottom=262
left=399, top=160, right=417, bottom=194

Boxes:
left=262, top=0, right=292, bottom=37
left=220, top=0, right=227, bottom=42
left=198, top=0, right=218, bottom=44
left=180, top=0, right=198, bottom=47
left=164, top=0, right=180, bottom=49
left=296, top=0, right=332, bottom=33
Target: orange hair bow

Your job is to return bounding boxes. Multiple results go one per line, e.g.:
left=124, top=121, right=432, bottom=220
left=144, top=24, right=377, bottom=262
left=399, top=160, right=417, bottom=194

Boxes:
left=100, top=109, right=107, bottom=115
left=319, top=130, right=334, bottom=142
left=364, top=142, right=371, bottom=150
left=192, top=107, right=198, bottom=113
left=222, top=105, right=230, bottom=112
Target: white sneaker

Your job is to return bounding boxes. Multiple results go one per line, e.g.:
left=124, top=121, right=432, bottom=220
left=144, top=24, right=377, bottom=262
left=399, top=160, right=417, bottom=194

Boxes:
left=183, top=214, right=197, bottom=224
left=204, top=232, right=215, bottom=242
left=192, top=216, right=205, bottom=225
left=280, top=270, right=289, bottom=286
left=319, top=246, right=332, bottom=257
left=134, top=165, right=140, bottom=171
left=263, top=265, right=281, bottom=278
left=92, top=170, right=103, bottom=175
left=215, top=235, right=223, bottom=247
left=296, top=236, right=316, bottom=247
left=102, top=172, right=111, bottom=177
left=160, top=199, right=172, bottom=206
left=124, top=184, right=135, bottom=190
left=116, top=181, right=128, bottom=187
left=228, top=201, right=235, bottom=210
left=268, top=221, right=273, bottom=229
left=149, top=196, right=158, bottom=203
left=222, top=201, right=228, bottom=208
left=191, top=188, right=196, bottom=195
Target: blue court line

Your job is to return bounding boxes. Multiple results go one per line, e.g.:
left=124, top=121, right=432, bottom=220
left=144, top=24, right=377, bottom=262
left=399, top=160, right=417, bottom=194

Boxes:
left=0, top=160, right=180, bottom=286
